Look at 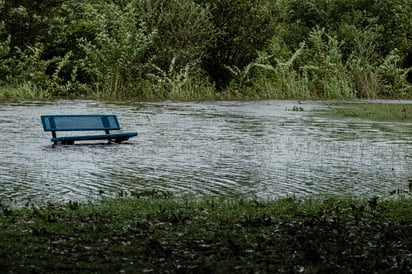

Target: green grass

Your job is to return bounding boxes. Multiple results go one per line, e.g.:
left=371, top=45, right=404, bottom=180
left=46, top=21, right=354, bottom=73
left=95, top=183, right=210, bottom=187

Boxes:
left=1, top=195, right=411, bottom=272
left=0, top=84, right=51, bottom=101
left=320, top=102, right=412, bottom=122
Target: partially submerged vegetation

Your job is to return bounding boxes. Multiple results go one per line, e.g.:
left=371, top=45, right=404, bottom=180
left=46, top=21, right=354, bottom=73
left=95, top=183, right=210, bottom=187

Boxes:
left=0, top=0, right=411, bottom=100
left=1, top=195, right=411, bottom=272
left=321, top=102, right=412, bottom=122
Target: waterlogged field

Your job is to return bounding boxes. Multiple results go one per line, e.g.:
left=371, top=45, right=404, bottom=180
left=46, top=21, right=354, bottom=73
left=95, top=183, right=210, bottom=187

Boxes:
left=0, top=100, right=411, bottom=204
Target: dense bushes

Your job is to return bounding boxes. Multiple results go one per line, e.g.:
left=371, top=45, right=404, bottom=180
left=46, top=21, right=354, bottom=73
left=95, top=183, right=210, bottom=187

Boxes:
left=0, top=0, right=411, bottom=100
left=279, top=0, right=412, bottom=98
left=194, top=0, right=275, bottom=90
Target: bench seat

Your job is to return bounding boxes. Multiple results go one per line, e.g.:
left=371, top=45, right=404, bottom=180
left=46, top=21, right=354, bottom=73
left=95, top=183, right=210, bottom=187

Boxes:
left=51, top=132, right=138, bottom=144
left=41, top=114, right=138, bottom=145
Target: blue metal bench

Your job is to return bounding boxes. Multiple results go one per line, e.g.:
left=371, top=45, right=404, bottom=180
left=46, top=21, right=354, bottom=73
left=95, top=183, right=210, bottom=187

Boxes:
left=41, top=114, right=138, bottom=145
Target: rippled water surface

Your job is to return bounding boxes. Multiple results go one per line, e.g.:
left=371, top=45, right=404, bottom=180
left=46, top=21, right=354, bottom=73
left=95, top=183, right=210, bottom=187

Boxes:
left=0, top=100, right=411, bottom=204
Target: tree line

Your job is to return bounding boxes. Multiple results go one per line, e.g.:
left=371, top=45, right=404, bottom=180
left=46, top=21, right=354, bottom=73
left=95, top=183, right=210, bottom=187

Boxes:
left=0, top=0, right=411, bottom=100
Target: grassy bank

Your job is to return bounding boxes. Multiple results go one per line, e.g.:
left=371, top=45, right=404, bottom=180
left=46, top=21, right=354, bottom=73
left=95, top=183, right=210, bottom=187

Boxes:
left=321, top=102, right=412, bottom=123
left=1, top=196, right=411, bottom=272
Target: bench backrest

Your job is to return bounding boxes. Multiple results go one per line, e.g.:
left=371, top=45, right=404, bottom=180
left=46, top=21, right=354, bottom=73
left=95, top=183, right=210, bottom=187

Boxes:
left=41, top=114, right=121, bottom=131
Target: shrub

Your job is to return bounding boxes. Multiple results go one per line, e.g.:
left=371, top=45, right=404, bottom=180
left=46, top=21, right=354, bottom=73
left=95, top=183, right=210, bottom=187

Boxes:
left=77, top=2, right=155, bottom=98
left=132, top=0, right=216, bottom=75
left=195, top=0, right=275, bottom=89
left=131, top=0, right=217, bottom=98
left=0, top=0, right=65, bottom=54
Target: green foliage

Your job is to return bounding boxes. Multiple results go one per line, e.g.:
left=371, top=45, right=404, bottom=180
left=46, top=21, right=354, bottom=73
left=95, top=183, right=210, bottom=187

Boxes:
left=77, top=2, right=155, bottom=98
left=0, top=1, right=83, bottom=95
left=248, top=44, right=310, bottom=99
left=195, top=0, right=276, bottom=89
left=7, top=45, right=52, bottom=88
left=131, top=0, right=217, bottom=99
left=0, top=0, right=64, bottom=53
left=251, top=29, right=355, bottom=99
left=0, top=13, right=10, bottom=81
left=0, top=84, right=50, bottom=100
left=377, top=50, right=412, bottom=98
left=282, top=0, right=412, bottom=99
left=0, top=0, right=411, bottom=100
left=300, top=28, right=355, bottom=99
left=132, top=0, right=216, bottom=74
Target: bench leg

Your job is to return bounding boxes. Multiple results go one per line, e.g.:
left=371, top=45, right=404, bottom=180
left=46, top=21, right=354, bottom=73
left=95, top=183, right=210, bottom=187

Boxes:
left=114, top=137, right=129, bottom=144
left=61, top=140, right=75, bottom=145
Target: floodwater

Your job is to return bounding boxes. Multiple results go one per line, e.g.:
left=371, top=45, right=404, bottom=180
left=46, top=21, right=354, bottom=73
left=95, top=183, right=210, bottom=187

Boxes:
left=0, top=100, right=411, bottom=204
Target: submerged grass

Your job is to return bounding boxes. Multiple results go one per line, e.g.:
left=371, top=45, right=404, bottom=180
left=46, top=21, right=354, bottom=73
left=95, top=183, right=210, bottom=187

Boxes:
left=1, top=195, right=411, bottom=272
left=321, top=102, right=412, bottom=122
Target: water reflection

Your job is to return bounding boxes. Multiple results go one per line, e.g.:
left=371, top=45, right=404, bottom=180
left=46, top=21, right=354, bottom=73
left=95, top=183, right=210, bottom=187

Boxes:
left=0, top=100, right=411, bottom=204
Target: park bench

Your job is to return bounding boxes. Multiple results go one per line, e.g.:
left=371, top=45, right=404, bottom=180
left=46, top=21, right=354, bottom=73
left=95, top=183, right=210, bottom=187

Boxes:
left=41, top=114, right=138, bottom=145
